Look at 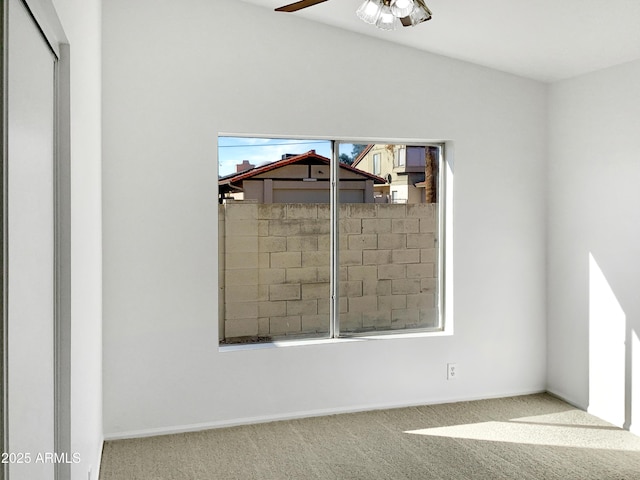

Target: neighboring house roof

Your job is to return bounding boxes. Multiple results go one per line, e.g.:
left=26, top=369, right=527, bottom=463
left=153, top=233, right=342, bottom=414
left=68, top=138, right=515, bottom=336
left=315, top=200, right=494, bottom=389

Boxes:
left=351, top=145, right=374, bottom=168
left=219, top=150, right=386, bottom=189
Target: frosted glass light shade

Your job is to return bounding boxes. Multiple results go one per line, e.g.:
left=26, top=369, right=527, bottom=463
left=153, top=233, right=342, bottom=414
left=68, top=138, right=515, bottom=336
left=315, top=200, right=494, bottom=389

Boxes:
left=390, top=0, right=414, bottom=18
left=408, top=0, right=432, bottom=25
left=356, top=0, right=383, bottom=24
left=376, top=4, right=399, bottom=30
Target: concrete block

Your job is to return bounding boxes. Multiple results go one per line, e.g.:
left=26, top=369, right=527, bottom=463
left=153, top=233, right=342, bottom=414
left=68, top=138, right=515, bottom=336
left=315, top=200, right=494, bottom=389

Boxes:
left=391, top=308, right=420, bottom=327
left=339, top=312, right=363, bottom=331
left=302, top=314, right=329, bottom=332
left=407, top=233, right=436, bottom=249
left=378, top=264, right=406, bottom=280
left=339, top=280, right=363, bottom=298
left=270, top=316, right=302, bottom=335
left=362, top=279, right=392, bottom=296
left=378, top=294, right=407, bottom=311
left=317, top=235, right=330, bottom=251
left=301, top=282, right=330, bottom=300
left=362, top=218, right=391, bottom=234
left=420, top=217, right=438, bottom=233
left=259, top=203, right=286, bottom=220
left=421, top=278, right=438, bottom=293
left=300, top=221, right=330, bottom=235
left=258, top=317, right=270, bottom=335
left=259, top=268, right=286, bottom=285
left=287, top=203, right=317, bottom=219
left=348, top=295, right=379, bottom=314
left=258, top=300, right=287, bottom=317
left=270, top=284, right=301, bottom=301
left=287, top=235, right=318, bottom=252
left=225, top=203, right=258, bottom=220
left=347, top=265, right=377, bottom=281
left=302, top=251, right=329, bottom=267
left=378, top=234, right=406, bottom=250
left=376, top=204, right=406, bottom=218
left=225, top=235, right=258, bottom=253
left=287, top=299, right=318, bottom=316
left=340, top=266, right=348, bottom=281
left=269, top=220, right=301, bottom=236
left=224, top=318, right=258, bottom=338
left=225, top=268, right=259, bottom=286
left=258, top=220, right=269, bottom=237
left=317, top=204, right=330, bottom=219
left=259, top=236, right=287, bottom=253
left=339, top=250, right=363, bottom=266
left=225, top=301, right=258, bottom=320
left=340, top=218, right=362, bottom=234
left=406, top=293, right=435, bottom=310
left=258, top=285, right=270, bottom=301
left=419, top=308, right=439, bottom=328
left=317, top=266, right=330, bottom=282
left=348, top=204, right=377, bottom=218
left=362, top=250, right=392, bottom=265
left=420, top=248, right=438, bottom=264
left=225, top=252, right=258, bottom=270
left=258, top=253, right=270, bottom=269
left=391, top=249, right=420, bottom=264
left=407, top=263, right=434, bottom=279
left=286, top=267, right=318, bottom=284
left=392, top=278, right=421, bottom=295
left=406, top=203, right=433, bottom=218
left=225, top=285, right=259, bottom=303
left=348, top=234, right=377, bottom=250
left=225, top=219, right=257, bottom=236
left=392, top=218, right=420, bottom=234
left=362, top=311, right=391, bottom=329
left=271, top=252, right=302, bottom=269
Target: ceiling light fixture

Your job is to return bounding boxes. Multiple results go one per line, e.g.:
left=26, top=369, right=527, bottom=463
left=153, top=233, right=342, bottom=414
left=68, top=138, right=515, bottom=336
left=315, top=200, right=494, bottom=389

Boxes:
left=356, top=0, right=432, bottom=30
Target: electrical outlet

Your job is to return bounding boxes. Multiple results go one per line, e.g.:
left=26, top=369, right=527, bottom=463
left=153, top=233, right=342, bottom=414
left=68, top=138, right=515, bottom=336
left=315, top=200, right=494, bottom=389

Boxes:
left=447, top=363, right=457, bottom=380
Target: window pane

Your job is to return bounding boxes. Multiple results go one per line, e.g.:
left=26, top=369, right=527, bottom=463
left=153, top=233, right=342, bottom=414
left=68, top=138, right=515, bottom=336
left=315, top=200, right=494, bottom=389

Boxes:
left=218, top=137, right=331, bottom=343
left=219, top=139, right=443, bottom=344
left=338, top=143, right=441, bottom=335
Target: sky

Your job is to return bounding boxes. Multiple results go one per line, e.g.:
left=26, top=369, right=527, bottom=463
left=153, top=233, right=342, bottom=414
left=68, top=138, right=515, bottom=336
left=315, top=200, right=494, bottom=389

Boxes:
left=217, top=137, right=354, bottom=177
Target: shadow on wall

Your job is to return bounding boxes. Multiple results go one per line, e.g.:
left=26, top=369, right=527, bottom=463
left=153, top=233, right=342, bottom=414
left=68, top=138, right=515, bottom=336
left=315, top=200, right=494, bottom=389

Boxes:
left=588, top=252, right=639, bottom=433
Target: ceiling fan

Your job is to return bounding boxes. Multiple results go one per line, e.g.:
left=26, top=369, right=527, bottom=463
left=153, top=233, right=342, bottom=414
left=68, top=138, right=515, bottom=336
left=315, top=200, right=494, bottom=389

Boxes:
left=275, top=0, right=432, bottom=31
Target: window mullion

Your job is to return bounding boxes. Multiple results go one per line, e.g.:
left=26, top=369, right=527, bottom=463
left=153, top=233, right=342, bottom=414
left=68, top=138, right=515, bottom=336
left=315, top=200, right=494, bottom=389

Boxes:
left=329, top=140, right=340, bottom=338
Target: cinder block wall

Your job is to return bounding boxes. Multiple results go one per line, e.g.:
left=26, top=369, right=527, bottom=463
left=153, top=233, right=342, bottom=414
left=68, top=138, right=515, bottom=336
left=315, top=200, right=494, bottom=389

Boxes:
left=220, top=202, right=439, bottom=341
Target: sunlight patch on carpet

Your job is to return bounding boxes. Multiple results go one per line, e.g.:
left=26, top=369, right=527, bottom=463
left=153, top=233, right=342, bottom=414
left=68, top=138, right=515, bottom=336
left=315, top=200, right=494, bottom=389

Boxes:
left=405, top=419, right=640, bottom=451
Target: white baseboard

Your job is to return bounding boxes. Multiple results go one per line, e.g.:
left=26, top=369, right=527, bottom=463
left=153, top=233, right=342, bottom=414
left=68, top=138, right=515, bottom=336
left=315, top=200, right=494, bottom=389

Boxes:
left=545, top=388, right=588, bottom=411
left=104, top=388, right=546, bottom=441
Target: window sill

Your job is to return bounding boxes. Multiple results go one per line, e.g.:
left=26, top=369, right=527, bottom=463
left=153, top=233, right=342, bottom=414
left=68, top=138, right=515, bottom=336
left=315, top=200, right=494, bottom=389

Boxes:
left=218, top=329, right=452, bottom=353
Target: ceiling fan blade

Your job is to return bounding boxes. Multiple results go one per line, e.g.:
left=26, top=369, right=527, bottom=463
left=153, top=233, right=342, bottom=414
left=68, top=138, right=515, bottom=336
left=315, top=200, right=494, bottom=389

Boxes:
left=275, top=0, right=329, bottom=13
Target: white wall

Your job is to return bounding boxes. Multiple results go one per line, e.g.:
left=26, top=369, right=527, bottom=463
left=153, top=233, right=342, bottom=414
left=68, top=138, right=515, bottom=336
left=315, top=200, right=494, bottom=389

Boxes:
left=50, top=0, right=103, bottom=477
left=102, top=0, right=547, bottom=437
left=547, top=60, right=640, bottom=432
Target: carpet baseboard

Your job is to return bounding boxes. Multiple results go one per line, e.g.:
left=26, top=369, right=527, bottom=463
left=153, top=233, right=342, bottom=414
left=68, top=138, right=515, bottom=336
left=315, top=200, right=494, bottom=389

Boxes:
left=104, top=388, right=546, bottom=441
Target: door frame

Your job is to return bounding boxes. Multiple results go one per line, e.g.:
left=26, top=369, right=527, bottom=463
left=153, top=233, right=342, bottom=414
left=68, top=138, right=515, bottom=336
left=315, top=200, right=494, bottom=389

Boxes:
left=1, top=1, right=71, bottom=478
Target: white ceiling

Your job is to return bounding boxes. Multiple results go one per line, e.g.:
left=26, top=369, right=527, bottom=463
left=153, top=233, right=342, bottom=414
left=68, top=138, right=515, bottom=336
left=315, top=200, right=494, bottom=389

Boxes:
left=240, top=0, right=640, bottom=82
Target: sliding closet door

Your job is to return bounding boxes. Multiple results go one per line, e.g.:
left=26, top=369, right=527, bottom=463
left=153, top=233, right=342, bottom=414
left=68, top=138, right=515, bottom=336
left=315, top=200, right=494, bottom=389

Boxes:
left=7, top=0, right=57, bottom=478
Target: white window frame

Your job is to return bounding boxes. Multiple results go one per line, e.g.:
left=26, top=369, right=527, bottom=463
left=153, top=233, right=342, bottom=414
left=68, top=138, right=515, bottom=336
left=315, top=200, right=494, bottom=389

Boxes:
left=218, top=136, right=450, bottom=347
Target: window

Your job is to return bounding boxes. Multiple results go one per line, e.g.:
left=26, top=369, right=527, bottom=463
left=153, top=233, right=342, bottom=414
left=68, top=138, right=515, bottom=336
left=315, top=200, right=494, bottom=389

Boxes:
left=218, top=137, right=445, bottom=344
left=394, top=147, right=406, bottom=167
left=373, top=153, right=381, bottom=175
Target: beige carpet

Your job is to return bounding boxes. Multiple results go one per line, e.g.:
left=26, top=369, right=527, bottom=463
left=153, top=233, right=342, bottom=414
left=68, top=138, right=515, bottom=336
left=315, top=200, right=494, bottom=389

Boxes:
left=100, top=393, right=640, bottom=479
